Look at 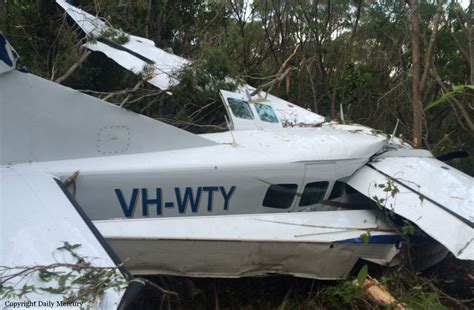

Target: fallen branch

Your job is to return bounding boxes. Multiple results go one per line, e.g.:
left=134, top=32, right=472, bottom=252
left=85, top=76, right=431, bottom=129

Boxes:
left=55, top=50, right=91, bottom=84
left=63, top=170, right=80, bottom=187
left=140, top=278, right=179, bottom=297
left=251, top=44, right=300, bottom=96
left=250, top=66, right=295, bottom=97
left=353, top=277, right=406, bottom=310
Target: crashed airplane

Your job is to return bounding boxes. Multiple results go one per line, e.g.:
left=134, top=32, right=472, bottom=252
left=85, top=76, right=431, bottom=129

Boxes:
left=0, top=1, right=473, bottom=306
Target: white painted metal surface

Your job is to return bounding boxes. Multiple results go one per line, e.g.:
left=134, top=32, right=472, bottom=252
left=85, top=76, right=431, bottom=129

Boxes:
left=0, top=70, right=214, bottom=164
left=348, top=151, right=474, bottom=260
left=0, top=168, right=126, bottom=308
left=323, top=123, right=411, bottom=149
left=96, top=210, right=395, bottom=241
left=55, top=0, right=325, bottom=127
left=56, top=0, right=188, bottom=90
left=10, top=125, right=386, bottom=221
left=95, top=210, right=400, bottom=278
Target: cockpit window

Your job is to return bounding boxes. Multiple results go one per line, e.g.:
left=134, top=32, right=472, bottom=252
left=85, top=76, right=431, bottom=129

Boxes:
left=228, top=98, right=254, bottom=120
left=263, top=184, right=298, bottom=209
left=299, top=181, right=329, bottom=206
left=255, top=103, right=279, bottom=123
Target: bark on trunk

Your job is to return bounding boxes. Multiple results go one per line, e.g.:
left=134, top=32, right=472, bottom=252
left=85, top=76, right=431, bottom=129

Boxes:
left=468, top=1, right=474, bottom=84
left=410, top=0, right=423, bottom=148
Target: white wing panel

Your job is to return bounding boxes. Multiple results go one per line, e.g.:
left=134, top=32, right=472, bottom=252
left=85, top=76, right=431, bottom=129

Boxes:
left=56, top=1, right=326, bottom=127
left=348, top=153, right=473, bottom=260
left=0, top=168, right=128, bottom=307
left=0, top=70, right=215, bottom=164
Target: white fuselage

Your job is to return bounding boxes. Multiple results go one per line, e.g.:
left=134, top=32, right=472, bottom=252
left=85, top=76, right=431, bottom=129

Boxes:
left=15, top=128, right=387, bottom=220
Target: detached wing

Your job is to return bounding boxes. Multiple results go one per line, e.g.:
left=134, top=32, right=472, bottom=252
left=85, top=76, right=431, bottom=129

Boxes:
left=348, top=150, right=473, bottom=260
left=56, top=0, right=325, bottom=127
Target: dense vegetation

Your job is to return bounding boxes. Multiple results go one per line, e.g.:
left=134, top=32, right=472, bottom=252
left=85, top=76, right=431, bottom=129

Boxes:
left=1, top=2, right=473, bottom=308
left=1, top=0, right=474, bottom=174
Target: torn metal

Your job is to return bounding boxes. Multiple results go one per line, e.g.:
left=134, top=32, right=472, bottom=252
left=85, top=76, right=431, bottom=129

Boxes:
left=1, top=4, right=473, bottom=285
left=95, top=210, right=401, bottom=279
left=348, top=150, right=473, bottom=260
left=55, top=0, right=325, bottom=127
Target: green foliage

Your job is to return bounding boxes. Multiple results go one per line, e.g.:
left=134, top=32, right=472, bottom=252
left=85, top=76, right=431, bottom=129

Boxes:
left=425, top=85, right=474, bottom=110
left=356, top=265, right=368, bottom=287
left=320, top=265, right=368, bottom=308
left=98, top=28, right=130, bottom=45
left=359, top=230, right=372, bottom=244
left=321, top=280, right=364, bottom=307
left=401, top=221, right=416, bottom=236
left=169, top=46, right=242, bottom=130
left=1, top=0, right=473, bottom=174
left=0, top=242, right=128, bottom=305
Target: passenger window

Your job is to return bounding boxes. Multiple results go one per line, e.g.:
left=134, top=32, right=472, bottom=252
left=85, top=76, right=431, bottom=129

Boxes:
left=263, top=184, right=298, bottom=209
left=255, top=103, right=279, bottom=123
left=228, top=98, right=254, bottom=120
left=299, top=181, right=329, bottom=206
left=328, top=181, right=345, bottom=200
left=345, top=184, right=359, bottom=195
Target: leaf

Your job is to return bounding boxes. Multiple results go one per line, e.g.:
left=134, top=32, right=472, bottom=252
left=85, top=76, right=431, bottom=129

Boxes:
left=424, top=84, right=474, bottom=110
left=57, top=241, right=81, bottom=251
left=58, top=275, right=67, bottom=288
left=357, top=265, right=368, bottom=287
left=402, top=221, right=415, bottom=236
left=38, top=269, right=54, bottom=282
left=360, top=230, right=371, bottom=244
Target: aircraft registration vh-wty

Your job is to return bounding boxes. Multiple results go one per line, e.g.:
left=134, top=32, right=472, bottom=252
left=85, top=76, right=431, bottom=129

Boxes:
left=0, top=1, right=473, bottom=308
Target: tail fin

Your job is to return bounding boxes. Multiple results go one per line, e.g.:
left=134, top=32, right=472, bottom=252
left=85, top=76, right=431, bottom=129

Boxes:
left=0, top=33, right=18, bottom=74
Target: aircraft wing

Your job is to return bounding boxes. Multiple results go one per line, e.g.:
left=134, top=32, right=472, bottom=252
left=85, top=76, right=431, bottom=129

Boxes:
left=56, top=0, right=190, bottom=91
left=0, top=68, right=215, bottom=165
left=0, top=168, right=141, bottom=308
left=347, top=150, right=474, bottom=260
left=55, top=0, right=325, bottom=127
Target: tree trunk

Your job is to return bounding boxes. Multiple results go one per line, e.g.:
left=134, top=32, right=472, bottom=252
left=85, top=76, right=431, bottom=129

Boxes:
left=410, top=0, right=422, bottom=148
left=468, top=1, right=474, bottom=84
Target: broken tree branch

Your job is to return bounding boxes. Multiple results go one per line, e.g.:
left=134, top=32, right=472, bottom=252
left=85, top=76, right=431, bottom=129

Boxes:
left=119, top=79, right=147, bottom=107
left=251, top=44, right=300, bottom=96
left=353, top=277, right=406, bottom=310
left=54, top=50, right=91, bottom=84
left=250, top=66, right=295, bottom=97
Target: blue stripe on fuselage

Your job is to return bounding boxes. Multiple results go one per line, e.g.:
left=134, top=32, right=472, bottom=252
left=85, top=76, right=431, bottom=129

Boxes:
left=336, top=235, right=401, bottom=244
